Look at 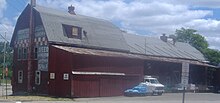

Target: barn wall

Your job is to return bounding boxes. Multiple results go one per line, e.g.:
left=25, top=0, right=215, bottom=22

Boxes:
left=72, top=54, right=143, bottom=75
left=71, top=75, right=139, bottom=97
left=34, top=71, right=48, bottom=94
left=11, top=6, right=31, bottom=93
left=48, top=46, right=144, bottom=97
left=213, top=68, right=220, bottom=91
left=12, top=5, right=48, bottom=94
left=12, top=48, right=48, bottom=94
left=71, top=54, right=143, bottom=97
left=48, top=46, right=72, bottom=97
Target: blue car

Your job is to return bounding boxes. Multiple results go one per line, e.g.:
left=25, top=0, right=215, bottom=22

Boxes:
left=124, top=83, right=149, bottom=96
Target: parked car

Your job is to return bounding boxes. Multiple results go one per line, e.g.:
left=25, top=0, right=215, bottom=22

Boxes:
left=172, top=83, right=197, bottom=92
left=143, top=76, right=165, bottom=95
left=124, top=83, right=149, bottom=96
left=213, top=86, right=220, bottom=93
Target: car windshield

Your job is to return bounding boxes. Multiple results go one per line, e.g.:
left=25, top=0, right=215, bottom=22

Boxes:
left=149, top=79, right=159, bottom=84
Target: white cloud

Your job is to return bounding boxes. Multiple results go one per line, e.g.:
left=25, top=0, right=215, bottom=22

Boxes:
left=0, top=0, right=12, bottom=42
left=147, top=0, right=220, bottom=8
left=182, top=0, right=220, bottom=8
left=0, top=0, right=6, bottom=18
left=0, top=18, right=14, bottom=42
left=206, top=37, right=220, bottom=50
left=21, top=0, right=220, bottom=50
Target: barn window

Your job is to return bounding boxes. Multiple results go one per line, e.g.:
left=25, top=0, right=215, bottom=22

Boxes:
left=17, top=48, right=22, bottom=59
left=18, top=48, right=28, bottom=60
left=35, top=71, right=41, bottom=85
left=62, top=24, right=82, bottom=39
left=18, top=70, right=23, bottom=83
left=34, top=47, right=38, bottom=59
left=63, top=73, right=69, bottom=80
left=50, top=73, right=55, bottom=79
left=22, top=48, right=28, bottom=59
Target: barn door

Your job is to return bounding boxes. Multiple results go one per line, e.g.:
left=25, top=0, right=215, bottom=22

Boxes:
left=72, top=76, right=100, bottom=97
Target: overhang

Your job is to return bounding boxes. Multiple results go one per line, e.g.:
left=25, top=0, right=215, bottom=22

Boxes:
left=53, top=45, right=216, bottom=68
left=72, top=71, right=125, bottom=76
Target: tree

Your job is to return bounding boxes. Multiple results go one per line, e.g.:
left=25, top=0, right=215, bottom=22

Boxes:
left=175, top=27, right=220, bottom=65
left=0, top=42, right=13, bottom=78
left=175, top=27, right=208, bottom=51
left=202, top=48, right=220, bottom=65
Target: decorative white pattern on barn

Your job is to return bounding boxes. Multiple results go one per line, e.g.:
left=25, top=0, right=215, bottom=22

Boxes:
left=38, top=46, right=48, bottom=71
left=14, top=25, right=49, bottom=71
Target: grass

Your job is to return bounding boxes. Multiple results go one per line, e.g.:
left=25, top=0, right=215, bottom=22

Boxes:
left=0, top=94, right=74, bottom=101
left=0, top=79, right=74, bottom=101
left=0, top=79, right=11, bottom=84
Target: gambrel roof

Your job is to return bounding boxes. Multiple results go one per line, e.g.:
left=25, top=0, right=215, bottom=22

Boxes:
left=34, top=5, right=129, bottom=52
left=11, top=5, right=206, bottom=62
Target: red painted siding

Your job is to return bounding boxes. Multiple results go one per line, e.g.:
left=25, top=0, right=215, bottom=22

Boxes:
left=48, top=46, right=144, bottom=97
left=12, top=48, right=48, bottom=94
left=12, top=5, right=48, bottom=94
left=71, top=75, right=139, bottom=97
left=48, top=45, right=72, bottom=97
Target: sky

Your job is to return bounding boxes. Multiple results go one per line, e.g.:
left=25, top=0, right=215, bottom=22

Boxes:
left=0, top=0, right=220, bottom=50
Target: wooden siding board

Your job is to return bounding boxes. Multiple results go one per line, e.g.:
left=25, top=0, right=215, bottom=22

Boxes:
left=48, top=45, right=72, bottom=97
left=49, top=45, right=144, bottom=97
left=11, top=6, right=47, bottom=94
left=72, top=75, right=140, bottom=97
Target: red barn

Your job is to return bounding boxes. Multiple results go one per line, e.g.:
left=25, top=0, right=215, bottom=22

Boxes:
left=10, top=4, right=215, bottom=97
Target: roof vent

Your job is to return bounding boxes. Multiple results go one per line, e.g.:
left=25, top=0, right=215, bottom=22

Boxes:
left=160, top=34, right=167, bottom=42
left=169, top=35, right=177, bottom=45
left=68, top=5, right=76, bottom=15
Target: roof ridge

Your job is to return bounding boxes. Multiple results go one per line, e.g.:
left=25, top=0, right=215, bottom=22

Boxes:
left=34, top=5, right=108, bottom=22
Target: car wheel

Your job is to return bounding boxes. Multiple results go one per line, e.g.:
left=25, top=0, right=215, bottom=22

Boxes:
left=152, top=92, right=157, bottom=96
left=158, top=92, right=163, bottom=96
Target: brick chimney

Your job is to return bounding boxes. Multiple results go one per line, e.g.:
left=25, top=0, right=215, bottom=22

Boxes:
left=68, top=5, right=76, bottom=15
left=160, top=34, right=167, bottom=42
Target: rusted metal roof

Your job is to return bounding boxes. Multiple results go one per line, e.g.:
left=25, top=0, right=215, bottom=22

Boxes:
left=53, top=45, right=215, bottom=68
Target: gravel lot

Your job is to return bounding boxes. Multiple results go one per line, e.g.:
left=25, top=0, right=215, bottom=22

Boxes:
left=0, top=93, right=219, bottom=103
left=0, top=85, right=219, bottom=103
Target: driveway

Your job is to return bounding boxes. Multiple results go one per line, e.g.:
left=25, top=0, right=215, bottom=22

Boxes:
left=1, top=93, right=219, bottom=103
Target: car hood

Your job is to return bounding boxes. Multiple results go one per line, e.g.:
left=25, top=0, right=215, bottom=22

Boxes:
left=147, top=83, right=164, bottom=87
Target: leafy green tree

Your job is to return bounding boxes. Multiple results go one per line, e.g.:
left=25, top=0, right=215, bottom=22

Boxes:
left=175, top=27, right=208, bottom=51
left=202, top=48, right=220, bottom=65
left=0, top=42, right=13, bottom=78
left=175, top=27, right=220, bottom=65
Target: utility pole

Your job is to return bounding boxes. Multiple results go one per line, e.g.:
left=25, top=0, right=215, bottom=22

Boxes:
left=0, top=32, right=8, bottom=98
left=144, top=37, right=146, bottom=54
left=3, top=32, right=7, bottom=99
left=27, top=0, right=36, bottom=93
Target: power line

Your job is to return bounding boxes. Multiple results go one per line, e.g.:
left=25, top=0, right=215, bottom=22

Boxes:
left=0, top=33, right=9, bottom=42
left=0, top=23, right=9, bottom=31
left=0, top=23, right=11, bottom=42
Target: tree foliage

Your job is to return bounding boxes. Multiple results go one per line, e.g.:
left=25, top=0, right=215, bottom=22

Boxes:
left=175, top=27, right=220, bottom=65
left=0, top=42, right=13, bottom=78
left=202, top=48, right=220, bottom=65
left=175, top=27, right=208, bottom=51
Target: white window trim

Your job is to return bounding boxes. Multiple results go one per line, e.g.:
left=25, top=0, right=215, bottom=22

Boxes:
left=35, top=71, right=41, bottom=85
left=63, top=73, right=69, bottom=80
left=18, top=70, right=23, bottom=83
left=50, top=73, right=55, bottom=79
